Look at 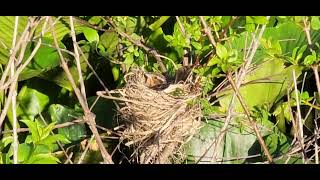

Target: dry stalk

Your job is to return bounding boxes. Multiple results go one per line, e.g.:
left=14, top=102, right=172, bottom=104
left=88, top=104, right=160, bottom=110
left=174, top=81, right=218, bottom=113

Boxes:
left=199, top=16, right=217, bottom=47
left=293, top=70, right=306, bottom=163
left=11, top=16, right=19, bottom=164
left=78, top=135, right=95, bottom=164
left=226, top=73, right=273, bottom=163
left=196, top=16, right=271, bottom=163
left=105, top=17, right=167, bottom=73
left=0, top=17, right=46, bottom=131
left=50, top=17, right=113, bottom=164
left=99, top=68, right=201, bottom=164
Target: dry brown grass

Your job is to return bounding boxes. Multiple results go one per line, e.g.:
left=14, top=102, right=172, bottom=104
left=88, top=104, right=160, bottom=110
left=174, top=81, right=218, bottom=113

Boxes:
left=99, top=68, right=202, bottom=163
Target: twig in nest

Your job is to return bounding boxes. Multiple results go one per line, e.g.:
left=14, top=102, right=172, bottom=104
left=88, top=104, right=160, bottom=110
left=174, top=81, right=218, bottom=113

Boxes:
left=99, top=68, right=202, bottom=164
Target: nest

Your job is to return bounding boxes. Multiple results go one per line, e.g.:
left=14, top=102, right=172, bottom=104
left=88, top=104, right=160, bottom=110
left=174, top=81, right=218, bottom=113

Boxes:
left=112, top=68, right=202, bottom=164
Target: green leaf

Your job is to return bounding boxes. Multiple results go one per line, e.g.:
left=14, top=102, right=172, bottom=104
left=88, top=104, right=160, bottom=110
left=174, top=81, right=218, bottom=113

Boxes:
left=100, top=31, right=119, bottom=55
left=41, top=134, right=70, bottom=145
left=0, top=136, right=13, bottom=150
left=207, top=56, right=219, bottom=66
left=296, top=45, right=307, bottom=61
left=20, top=120, right=40, bottom=143
left=245, top=16, right=255, bottom=32
left=252, top=16, right=268, bottom=25
left=26, top=153, right=60, bottom=164
left=112, top=66, right=120, bottom=81
left=311, top=16, right=320, bottom=30
left=218, top=58, right=303, bottom=113
left=184, top=119, right=261, bottom=164
left=216, top=43, right=228, bottom=59
left=18, top=143, right=33, bottom=163
left=17, top=38, right=66, bottom=81
left=146, top=28, right=168, bottom=52
left=0, top=16, right=87, bottom=65
left=83, top=27, right=99, bottom=43
left=124, top=53, right=134, bottom=67
left=191, top=41, right=202, bottom=50
left=264, top=133, right=291, bottom=157
left=48, top=104, right=86, bottom=142
left=41, top=122, right=56, bottom=141
left=149, top=16, right=170, bottom=31
left=14, top=85, right=49, bottom=119
left=304, top=51, right=317, bottom=66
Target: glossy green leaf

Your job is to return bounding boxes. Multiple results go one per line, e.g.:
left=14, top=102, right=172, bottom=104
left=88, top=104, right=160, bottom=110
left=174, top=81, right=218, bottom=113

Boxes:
left=15, top=85, right=50, bottom=119
left=26, top=153, right=60, bottom=164
left=112, top=66, right=120, bottom=81
left=218, top=58, right=303, bottom=113
left=207, top=56, right=219, bottom=66
left=0, top=16, right=87, bottom=65
left=100, top=31, right=119, bottom=55
left=41, top=122, right=56, bottom=141
left=18, top=143, right=33, bottom=163
left=264, top=133, right=291, bottom=157
left=41, top=134, right=70, bottom=146
left=216, top=43, right=228, bottom=59
left=18, top=38, right=66, bottom=81
left=304, top=52, right=317, bottom=66
left=83, top=27, right=99, bottom=43
left=149, top=16, right=170, bottom=31
left=184, top=119, right=260, bottom=164
left=311, top=16, right=320, bottom=30
left=20, top=120, right=40, bottom=143
left=48, top=104, right=86, bottom=142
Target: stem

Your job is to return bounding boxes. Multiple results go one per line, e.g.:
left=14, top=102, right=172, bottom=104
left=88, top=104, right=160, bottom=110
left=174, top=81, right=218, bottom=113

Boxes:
left=312, top=65, right=320, bottom=99
left=50, top=17, right=113, bottom=164
left=199, top=16, right=217, bottom=47
left=227, top=73, right=274, bottom=163
left=11, top=16, right=19, bottom=164
left=293, top=70, right=306, bottom=163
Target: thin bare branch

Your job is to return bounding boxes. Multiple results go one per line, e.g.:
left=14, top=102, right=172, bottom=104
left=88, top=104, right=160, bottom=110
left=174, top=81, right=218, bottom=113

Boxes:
left=70, top=16, right=87, bottom=102
left=199, top=16, right=217, bottom=47
left=207, top=17, right=270, bottom=163
left=104, top=17, right=167, bottom=73
left=78, top=135, right=95, bottom=164
left=293, top=70, right=306, bottom=163
left=226, top=73, right=273, bottom=163
left=50, top=17, right=113, bottom=164
left=11, top=16, right=19, bottom=164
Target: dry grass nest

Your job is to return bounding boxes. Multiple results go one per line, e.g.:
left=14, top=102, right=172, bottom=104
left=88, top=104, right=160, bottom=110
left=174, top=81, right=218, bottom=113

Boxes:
left=110, top=68, right=202, bottom=164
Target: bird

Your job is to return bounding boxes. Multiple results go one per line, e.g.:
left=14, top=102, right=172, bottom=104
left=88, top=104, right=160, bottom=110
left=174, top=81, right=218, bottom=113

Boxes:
left=174, top=66, right=192, bottom=83
left=144, top=72, right=167, bottom=88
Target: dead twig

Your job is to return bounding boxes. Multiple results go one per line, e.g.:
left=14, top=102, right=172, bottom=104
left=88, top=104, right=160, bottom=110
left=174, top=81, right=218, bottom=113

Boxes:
left=104, top=17, right=167, bottom=73
left=50, top=17, right=113, bottom=164
left=78, top=135, right=95, bottom=164
left=11, top=16, right=19, bottom=164
left=293, top=70, right=306, bottom=163
left=199, top=16, right=217, bottom=47
left=226, top=73, right=273, bottom=163
left=203, top=17, right=270, bottom=163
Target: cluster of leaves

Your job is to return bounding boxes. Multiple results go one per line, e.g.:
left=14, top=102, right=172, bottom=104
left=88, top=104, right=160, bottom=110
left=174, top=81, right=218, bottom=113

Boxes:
left=1, top=16, right=320, bottom=164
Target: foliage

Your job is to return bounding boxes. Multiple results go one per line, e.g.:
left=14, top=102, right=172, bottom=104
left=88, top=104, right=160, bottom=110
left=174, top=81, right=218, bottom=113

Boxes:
left=0, top=16, right=320, bottom=164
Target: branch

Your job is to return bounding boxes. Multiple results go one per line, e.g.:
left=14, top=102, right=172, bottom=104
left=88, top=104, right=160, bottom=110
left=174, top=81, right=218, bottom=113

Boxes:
left=226, top=73, right=273, bottom=163
left=50, top=17, right=113, bottom=164
left=104, top=17, right=167, bottom=73
left=218, top=16, right=238, bottom=41
left=200, top=17, right=270, bottom=163
left=199, top=16, right=217, bottom=47
left=11, top=16, right=19, bottom=164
